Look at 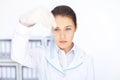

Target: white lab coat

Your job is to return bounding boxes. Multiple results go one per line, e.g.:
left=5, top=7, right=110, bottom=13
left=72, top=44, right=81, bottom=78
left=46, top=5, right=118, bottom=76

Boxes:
left=11, top=24, right=95, bottom=80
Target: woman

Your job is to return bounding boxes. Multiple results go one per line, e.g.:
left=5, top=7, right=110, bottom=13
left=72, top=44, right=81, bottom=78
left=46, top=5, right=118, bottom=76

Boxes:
left=11, top=5, right=94, bottom=80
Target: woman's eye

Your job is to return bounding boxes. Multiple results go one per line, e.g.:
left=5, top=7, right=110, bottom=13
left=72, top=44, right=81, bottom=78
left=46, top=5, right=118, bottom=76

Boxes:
left=54, top=28, right=59, bottom=31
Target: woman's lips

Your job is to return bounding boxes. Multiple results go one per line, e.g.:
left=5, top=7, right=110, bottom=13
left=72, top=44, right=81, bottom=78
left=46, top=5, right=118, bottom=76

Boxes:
left=59, top=41, right=67, bottom=43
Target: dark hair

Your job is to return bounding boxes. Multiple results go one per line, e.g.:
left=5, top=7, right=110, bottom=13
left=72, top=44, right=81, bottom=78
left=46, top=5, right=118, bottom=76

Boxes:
left=51, top=5, right=77, bottom=27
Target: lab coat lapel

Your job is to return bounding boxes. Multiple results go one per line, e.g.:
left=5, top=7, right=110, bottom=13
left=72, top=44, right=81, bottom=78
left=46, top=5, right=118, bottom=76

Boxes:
left=65, top=47, right=86, bottom=70
left=45, top=48, right=64, bottom=74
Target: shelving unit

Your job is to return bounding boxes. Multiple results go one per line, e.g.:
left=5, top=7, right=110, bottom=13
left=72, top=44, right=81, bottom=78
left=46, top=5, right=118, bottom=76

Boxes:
left=0, top=37, right=51, bottom=80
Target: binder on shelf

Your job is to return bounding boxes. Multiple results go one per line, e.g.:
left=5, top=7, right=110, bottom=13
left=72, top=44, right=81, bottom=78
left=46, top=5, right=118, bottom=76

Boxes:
left=0, top=66, right=16, bottom=80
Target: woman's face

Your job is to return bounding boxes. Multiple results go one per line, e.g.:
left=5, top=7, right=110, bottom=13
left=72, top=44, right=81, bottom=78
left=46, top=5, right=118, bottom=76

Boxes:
left=53, top=15, right=76, bottom=53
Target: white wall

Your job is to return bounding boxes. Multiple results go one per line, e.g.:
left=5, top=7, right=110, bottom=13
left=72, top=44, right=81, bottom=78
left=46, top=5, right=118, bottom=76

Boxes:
left=0, top=0, right=120, bottom=80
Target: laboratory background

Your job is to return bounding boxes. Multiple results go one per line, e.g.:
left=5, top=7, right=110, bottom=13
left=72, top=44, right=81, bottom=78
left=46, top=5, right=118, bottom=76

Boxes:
left=0, top=0, right=120, bottom=80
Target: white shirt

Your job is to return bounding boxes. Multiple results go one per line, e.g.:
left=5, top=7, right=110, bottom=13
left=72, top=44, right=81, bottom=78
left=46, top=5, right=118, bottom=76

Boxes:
left=56, top=44, right=75, bottom=69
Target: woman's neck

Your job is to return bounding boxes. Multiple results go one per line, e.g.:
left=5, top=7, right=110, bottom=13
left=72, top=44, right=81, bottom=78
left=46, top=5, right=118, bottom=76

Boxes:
left=61, top=43, right=74, bottom=54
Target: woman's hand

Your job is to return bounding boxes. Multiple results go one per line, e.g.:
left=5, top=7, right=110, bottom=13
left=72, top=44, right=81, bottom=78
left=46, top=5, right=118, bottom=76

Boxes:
left=19, top=6, right=56, bottom=28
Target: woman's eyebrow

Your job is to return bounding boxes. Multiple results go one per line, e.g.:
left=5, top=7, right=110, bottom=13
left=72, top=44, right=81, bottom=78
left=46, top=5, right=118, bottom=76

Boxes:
left=54, top=27, right=59, bottom=29
left=54, top=25, right=72, bottom=29
left=65, top=25, right=72, bottom=28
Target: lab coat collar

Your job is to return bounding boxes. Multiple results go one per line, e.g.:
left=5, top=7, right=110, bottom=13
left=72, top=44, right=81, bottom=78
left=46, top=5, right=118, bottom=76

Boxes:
left=65, top=46, right=86, bottom=71
left=45, top=43, right=86, bottom=74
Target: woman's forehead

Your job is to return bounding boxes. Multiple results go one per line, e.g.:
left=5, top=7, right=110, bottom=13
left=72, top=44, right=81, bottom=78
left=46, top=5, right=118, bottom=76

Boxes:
left=55, top=16, right=75, bottom=28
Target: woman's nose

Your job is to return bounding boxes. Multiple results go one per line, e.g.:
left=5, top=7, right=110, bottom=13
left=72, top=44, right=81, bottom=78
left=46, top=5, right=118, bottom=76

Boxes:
left=60, top=31, right=65, bottom=39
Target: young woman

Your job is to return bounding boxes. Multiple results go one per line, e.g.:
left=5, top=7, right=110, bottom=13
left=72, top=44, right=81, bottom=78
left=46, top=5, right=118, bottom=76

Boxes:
left=11, top=5, right=94, bottom=80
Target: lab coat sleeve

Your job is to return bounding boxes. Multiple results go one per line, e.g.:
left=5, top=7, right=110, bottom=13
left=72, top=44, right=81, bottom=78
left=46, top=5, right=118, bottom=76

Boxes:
left=11, top=24, right=36, bottom=68
left=86, top=56, right=95, bottom=80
